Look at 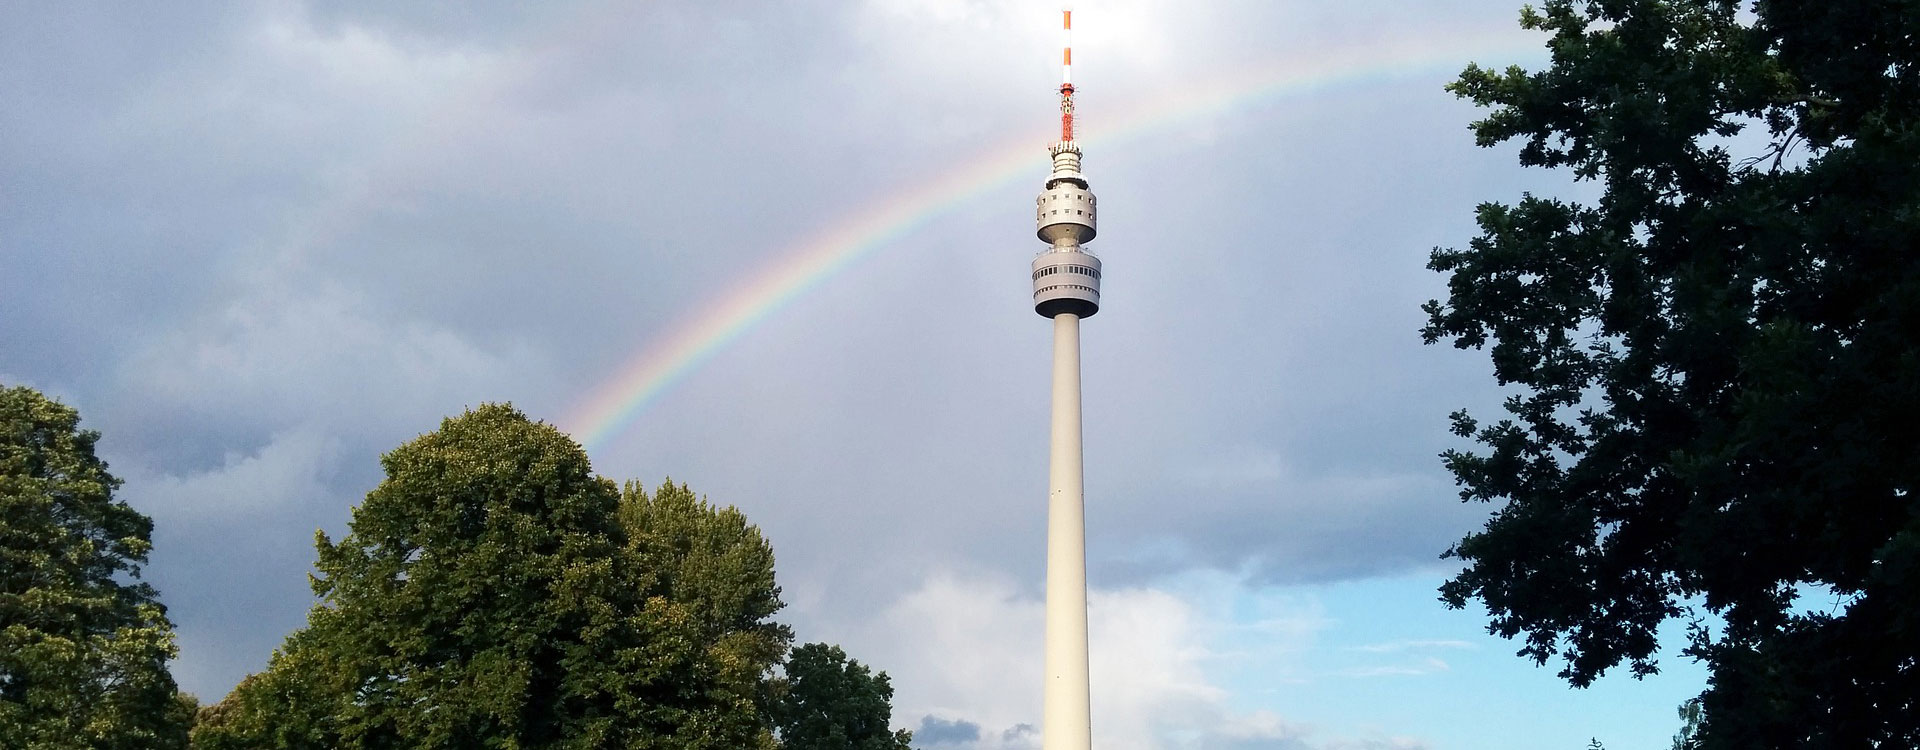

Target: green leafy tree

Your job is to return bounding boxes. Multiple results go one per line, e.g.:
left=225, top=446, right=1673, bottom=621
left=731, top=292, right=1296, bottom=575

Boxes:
left=189, top=646, right=342, bottom=750
left=192, top=405, right=790, bottom=749
left=1424, top=1, right=1918, bottom=747
left=0, top=384, right=190, bottom=749
left=771, top=643, right=912, bottom=750
left=605, top=478, right=791, bottom=749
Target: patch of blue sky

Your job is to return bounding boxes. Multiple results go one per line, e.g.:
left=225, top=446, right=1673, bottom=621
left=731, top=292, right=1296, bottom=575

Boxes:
left=1187, top=571, right=1708, bottom=750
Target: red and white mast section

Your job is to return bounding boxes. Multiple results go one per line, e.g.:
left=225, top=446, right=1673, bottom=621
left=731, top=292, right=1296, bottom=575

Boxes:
left=1060, top=10, right=1075, bottom=142
left=1032, top=9, right=1099, bottom=750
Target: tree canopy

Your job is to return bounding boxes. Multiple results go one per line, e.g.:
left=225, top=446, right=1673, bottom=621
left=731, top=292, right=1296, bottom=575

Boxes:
left=1425, top=1, right=1918, bottom=746
left=0, top=384, right=191, bottom=749
left=771, top=643, right=913, bottom=750
left=191, top=405, right=793, bottom=749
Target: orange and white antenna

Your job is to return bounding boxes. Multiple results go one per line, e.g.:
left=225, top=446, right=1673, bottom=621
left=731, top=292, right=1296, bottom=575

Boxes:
left=1059, top=9, right=1075, bottom=142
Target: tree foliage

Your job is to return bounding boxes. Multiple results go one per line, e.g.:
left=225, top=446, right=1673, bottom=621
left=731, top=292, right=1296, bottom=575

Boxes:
left=191, top=405, right=791, bottom=749
left=771, top=643, right=912, bottom=750
left=1425, top=1, right=1919, bottom=747
left=0, top=384, right=190, bottom=749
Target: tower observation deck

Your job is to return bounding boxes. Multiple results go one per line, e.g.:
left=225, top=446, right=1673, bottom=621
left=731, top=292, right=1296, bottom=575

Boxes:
left=1032, top=140, right=1101, bottom=318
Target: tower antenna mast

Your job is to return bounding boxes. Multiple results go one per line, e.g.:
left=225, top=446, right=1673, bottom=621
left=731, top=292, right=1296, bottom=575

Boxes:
left=1060, top=9, right=1075, bottom=142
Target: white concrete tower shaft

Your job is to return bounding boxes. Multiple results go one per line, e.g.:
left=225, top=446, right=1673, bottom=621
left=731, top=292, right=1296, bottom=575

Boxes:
left=1043, top=311, right=1090, bottom=750
left=1033, top=10, right=1098, bottom=750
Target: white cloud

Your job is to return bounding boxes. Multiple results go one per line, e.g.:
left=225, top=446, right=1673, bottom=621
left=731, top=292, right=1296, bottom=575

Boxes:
left=1346, top=639, right=1474, bottom=654
left=1336, top=658, right=1452, bottom=679
left=859, top=572, right=1044, bottom=740
left=1334, top=640, right=1472, bottom=679
left=846, top=570, right=1423, bottom=750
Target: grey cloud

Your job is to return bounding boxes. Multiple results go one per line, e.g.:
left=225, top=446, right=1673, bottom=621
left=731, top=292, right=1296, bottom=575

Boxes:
left=915, top=715, right=982, bottom=745
left=123, top=427, right=353, bottom=699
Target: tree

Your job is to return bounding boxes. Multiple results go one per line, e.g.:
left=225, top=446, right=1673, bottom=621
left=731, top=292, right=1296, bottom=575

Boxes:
left=771, top=643, right=912, bottom=750
left=1423, top=1, right=1919, bottom=747
left=610, top=478, right=792, bottom=749
left=191, top=405, right=791, bottom=749
left=0, top=384, right=191, bottom=748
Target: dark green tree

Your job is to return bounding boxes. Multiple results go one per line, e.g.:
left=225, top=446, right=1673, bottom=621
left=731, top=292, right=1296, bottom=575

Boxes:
left=1424, top=1, right=1919, bottom=747
left=191, top=405, right=790, bottom=749
left=0, top=384, right=191, bottom=749
left=771, top=643, right=912, bottom=750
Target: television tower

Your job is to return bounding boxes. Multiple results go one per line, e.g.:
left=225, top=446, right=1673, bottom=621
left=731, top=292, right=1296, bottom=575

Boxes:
left=1032, top=9, right=1099, bottom=750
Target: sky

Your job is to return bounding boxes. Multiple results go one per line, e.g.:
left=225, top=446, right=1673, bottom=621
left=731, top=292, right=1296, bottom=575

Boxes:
left=2, top=1, right=1708, bottom=748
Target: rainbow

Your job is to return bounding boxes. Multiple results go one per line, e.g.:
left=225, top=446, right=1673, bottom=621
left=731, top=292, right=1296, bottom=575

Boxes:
left=562, top=30, right=1541, bottom=449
